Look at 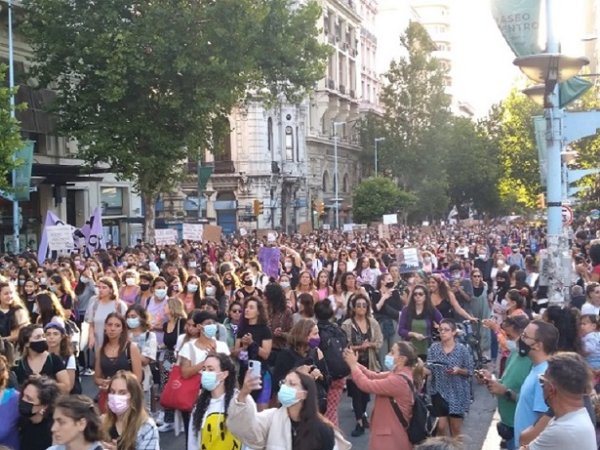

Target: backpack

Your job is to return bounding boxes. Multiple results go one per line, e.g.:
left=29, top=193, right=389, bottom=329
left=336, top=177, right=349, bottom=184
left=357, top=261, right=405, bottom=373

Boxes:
left=390, top=374, right=438, bottom=445
left=318, top=323, right=350, bottom=380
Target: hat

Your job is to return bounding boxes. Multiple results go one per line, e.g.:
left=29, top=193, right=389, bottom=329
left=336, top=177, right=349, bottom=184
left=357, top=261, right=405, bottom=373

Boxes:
left=44, top=321, right=66, bottom=335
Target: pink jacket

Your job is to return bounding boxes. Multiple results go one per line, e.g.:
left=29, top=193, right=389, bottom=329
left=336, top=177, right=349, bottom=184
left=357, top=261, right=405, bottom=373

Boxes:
left=350, top=364, right=414, bottom=450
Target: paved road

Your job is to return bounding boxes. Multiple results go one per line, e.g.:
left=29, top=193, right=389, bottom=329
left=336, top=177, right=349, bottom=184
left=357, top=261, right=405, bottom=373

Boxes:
left=82, top=376, right=497, bottom=449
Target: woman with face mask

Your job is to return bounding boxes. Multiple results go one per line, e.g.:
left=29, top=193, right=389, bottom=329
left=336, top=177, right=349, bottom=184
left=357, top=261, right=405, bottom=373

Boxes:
left=14, top=324, right=71, bottom=393
left=178, top=311, right=230, bottom=438
left=119, top=271, right=140, bottom=306
left=187, top=353, right=240, bottom=450
left=102, top=370, right=160, bottom=450
left=205, top=276, right=228, bottom=318
left=145, top=277, right=170, bottom=347
left=179, top=275, right=202, bottom=314
left=0, top=355, right=20, bottom=449
left=235, top=270, right=263, bottom=303
left=134, top=272, right=155, bottom=307
left=228, top=368, right=351, bottom=450
left=342, top=341, right=421, bottom=450
left=18, top=375, right=60, bottom=450
left=126, top=304, right=158, bottom=412
left=272, top=319, right=330, bottom=414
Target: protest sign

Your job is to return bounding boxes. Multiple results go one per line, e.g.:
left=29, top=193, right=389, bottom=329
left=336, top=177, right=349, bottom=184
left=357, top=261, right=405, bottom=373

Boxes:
left=258, top=246, right=281, bottom=279
left=155, top=228, right=178, bottom=246
left=203, top=225, right=222, bottom=243
left=46, top=225, right=75, bottom=251
left=182, top=224, right=203, bottom=241
left=383, top=214, right=398, bottom=225
left=396, top=247, right=422, bottom=273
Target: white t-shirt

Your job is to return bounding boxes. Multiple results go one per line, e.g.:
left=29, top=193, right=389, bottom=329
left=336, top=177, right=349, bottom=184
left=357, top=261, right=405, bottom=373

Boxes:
left=187, top=394, right=233, bottom=450
left=581, top=302, right=600, bottom=316
left=178, top=339, right=230, bottom=366
left=529, top=408, right=596, bottom=450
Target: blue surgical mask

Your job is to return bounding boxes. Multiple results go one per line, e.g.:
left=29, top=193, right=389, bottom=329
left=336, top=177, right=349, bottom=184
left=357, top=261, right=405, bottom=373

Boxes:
left=278, top=384, right=300, bottom=407
left=154, top=288, right=167, bottom=300
left=187, top=283, right=198, bottom=293
left=203, top=323, right=218, bottom=339
left=201, top=371, right=221, bottom=391
left=127, top=318, right=141, bottom=329
left=384, top=354, right=395, bottom=371
left=48, top=285, right=57, bottom=293
left=280, top=282, right=291, bottom=290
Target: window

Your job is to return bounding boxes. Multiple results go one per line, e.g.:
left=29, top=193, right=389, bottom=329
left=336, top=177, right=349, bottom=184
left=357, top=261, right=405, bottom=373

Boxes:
left=296, top=126, right=300, bottom=161
left=343, top=174, right=348, bottom=193
left=322, top=171, right=329, bottom=192
left=268, top=118, right=273, bottom=155
left=101, top=187, right=124, bottom=215
left=285, top=126, right=294, bottom=161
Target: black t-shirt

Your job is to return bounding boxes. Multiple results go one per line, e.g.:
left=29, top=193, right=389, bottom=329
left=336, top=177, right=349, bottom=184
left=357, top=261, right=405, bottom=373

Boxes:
left=163, top=318, right=186, bottom=350
left=236, top=323, right=272, bottom=363
left=13, top=353, right=66, bottom=386
left=291, top=419, right=335, bottom=450
left=19, top=415, right=53, bottom=450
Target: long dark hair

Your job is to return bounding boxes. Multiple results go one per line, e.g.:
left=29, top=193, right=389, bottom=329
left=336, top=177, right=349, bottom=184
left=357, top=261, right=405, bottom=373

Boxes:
left=191, top=353, right=236, bottom=433
left=293, top=370, right=334, bottom=450
left=101, top=312, right=128, bottom=352
left=238, top=297, right=268, bottom=335
left=406, top=284, right=436, bottom=321
left=264, top=282, right=287, bottom=315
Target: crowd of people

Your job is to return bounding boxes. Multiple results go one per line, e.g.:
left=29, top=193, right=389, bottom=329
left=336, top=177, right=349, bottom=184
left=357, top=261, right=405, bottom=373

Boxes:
left=0, top=221, right=596, bottom=449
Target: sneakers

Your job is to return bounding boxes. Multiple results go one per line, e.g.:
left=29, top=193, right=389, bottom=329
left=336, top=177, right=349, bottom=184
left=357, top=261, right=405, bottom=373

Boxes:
left=81, top=368, right=95, bottom=376
left=351, top=423, right=365, bottom=437
left=362, top=413, right=370, bottom=429
left=157, top=423, right=174, bottom=433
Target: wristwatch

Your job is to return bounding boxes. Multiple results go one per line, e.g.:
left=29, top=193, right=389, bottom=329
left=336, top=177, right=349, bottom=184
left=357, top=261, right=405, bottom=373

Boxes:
left=504, top=389, right=513, bottom=401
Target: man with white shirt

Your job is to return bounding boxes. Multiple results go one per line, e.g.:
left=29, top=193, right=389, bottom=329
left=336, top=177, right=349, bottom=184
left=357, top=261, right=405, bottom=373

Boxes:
left=520, top=352, right=596, bottom=450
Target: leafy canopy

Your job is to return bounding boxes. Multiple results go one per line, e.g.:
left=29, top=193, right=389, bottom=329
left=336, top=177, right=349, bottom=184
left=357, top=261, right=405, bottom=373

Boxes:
left=352, top=177, right=416, bottom=224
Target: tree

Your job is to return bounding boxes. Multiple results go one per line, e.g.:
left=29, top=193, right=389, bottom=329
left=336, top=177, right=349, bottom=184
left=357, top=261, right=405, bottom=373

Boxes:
left=0, top=64, right=25, bottom=193
left=22, top=0, right=329, bottom=240
left=366, top=22, right=452, bottom=221
left=445, top=116, right=502, bottom=216
left=352, top=177, right=416, bottom=224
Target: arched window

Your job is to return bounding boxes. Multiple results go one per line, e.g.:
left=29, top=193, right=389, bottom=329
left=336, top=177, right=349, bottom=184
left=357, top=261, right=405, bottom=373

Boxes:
left=343, top=174, right=349, bottom=193
left=285, top=126, right=294, bottom=161
left=322, top=171, right=329, bottom=192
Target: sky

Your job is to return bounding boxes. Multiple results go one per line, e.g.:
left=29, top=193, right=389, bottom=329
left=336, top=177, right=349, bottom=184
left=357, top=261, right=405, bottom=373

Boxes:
left=376, top=0, right=587, bottom=117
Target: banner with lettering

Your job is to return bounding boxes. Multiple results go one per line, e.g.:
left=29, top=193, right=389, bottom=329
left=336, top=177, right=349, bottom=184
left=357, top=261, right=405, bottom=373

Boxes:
left=490, top=0, right=542, bottom=57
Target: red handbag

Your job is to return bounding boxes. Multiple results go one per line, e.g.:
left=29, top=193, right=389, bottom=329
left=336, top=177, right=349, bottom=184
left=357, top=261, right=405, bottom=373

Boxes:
left=159, top=365, right=201, bottom=412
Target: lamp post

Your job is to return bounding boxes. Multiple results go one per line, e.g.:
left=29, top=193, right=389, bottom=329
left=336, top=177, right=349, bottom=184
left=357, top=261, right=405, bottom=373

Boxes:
left=374, top=137, right=385, bottom=177
left=8, top=0, right=19, bottom=253
left=332, top=121, right=347, bottom=230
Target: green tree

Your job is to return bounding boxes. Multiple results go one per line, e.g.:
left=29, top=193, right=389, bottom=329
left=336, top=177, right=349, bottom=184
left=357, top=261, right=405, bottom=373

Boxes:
left=371, top=22, right=452, bottom=220
left=0, top=65, right=25, bottom=193
left=352, top=177, right=416, bottom=224
left=445, top=116, right=501, bottom=216
left=23, top=0, right=329, bottom=240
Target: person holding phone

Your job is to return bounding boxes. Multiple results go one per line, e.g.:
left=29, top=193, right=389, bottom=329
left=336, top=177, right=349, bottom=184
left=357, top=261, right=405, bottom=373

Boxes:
left=227, top=368, right=351, bottom=450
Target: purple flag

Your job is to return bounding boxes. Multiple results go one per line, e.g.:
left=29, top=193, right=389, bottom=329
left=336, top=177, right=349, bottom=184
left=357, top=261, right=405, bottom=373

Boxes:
left=258, top=247, right=281, bottom=279
left=37, top=210, right=64, bottom=264
left=82, top=206, right=105, bottom=257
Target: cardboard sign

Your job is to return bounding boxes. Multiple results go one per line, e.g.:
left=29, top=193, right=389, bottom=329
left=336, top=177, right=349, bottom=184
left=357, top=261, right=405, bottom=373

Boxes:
left=46, top=225, right=75, bottom=251
left=383, top=214, right=398, bottom=225
left=203, top=225, right=222, bottom=243
left=182, top=224, right=203, bottom=241
left=378, top=224, right=390, bottom=240
left=155, top=228, right=178, bottom=246
left=396, top=247, right=422, bottom=273
left=298, top=222, right=312, bottom=235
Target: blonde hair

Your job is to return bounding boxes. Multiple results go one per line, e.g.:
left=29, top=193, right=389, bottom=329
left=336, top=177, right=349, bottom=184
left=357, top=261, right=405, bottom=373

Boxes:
left=167, top=297, right=187, bottom=321
left=103, top=370, right=148, bottom=450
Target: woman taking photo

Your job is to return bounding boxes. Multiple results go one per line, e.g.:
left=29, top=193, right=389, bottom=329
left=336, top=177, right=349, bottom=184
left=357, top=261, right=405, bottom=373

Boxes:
left=341, top=294, right=382, bottom=437
left=14, top=324, right=70, bottom=393
left=47, top=395, right=104, bottom=450
left=372, top=272, right=404, bottom=364
left=228, top=369, right=351, bottom=450
left=187, top=353, right=240, bottom=450
left=342, top=341, right=420, bottom=450
left=0, top=354, right=20, bottom=449
left=126, top=304, right=158, bottom=411
left=94, top=313, right=142, bottom=413
left=0, top=281, right=30, bottom=343
left=18, top=375, right=60, bottom=450
left=233, top=297, right=272, bottom=411
left=85, top=276, right=127, bottom=351
left=426, top=318, right=473, bottom=437
left=272, top=319, right=330, bottom=413
left=102, top=370, right=159, bottom=450
left=45, top=322, right=79, bottom=394
left=398, top=284, right=443, bottom=361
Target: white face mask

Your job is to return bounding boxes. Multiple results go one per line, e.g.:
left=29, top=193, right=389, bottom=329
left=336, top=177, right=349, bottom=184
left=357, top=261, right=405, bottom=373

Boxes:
left=125, top=278, right=136, bottom=286
left=501, top=298, right=508, bottom=308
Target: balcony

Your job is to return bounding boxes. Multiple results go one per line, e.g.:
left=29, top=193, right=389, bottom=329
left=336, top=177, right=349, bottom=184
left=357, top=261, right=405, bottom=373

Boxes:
left=213, top=160, right=236, bottom=174
left=339, top=84, right=346, bottom=95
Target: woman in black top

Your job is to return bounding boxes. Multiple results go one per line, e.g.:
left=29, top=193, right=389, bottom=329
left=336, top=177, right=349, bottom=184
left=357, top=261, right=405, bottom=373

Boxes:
left=94, top=313, right=142, bottom=413
left=13, top=324, right=70, bottom=393
left=48, top=274, right=77, bottom=321
left=371, top=272, right=404, bottom=365
left=18, top=375, right=60, bottom=450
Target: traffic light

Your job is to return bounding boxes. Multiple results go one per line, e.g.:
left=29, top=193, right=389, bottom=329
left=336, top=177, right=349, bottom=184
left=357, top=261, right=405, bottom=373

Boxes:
left=317, top=201, right=325, bottom=215
left=253, top=199, right=264, bottom=216
left=535, top=193, right=545, bottom=209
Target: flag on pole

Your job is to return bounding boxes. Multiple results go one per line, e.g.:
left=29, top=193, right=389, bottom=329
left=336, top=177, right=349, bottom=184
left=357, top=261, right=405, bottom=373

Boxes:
left=37, top=210, right=64, bottom=264
left=82, top=206, right=105, bottom=257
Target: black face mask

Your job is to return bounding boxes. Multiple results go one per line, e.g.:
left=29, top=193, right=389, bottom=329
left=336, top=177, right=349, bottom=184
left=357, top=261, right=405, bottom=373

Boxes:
left=139, top=284, right=151, bottom=292
left=518, top=338, right=531, bottom=357
left=385, top=282, right=395, bottom=289
left=223, top=279, right=232, bottom=286
left=29, top=340, right=49, bottom=354
left=19, top=399, right=35, bottom=417
left=243, top=279, right=253, bottom=287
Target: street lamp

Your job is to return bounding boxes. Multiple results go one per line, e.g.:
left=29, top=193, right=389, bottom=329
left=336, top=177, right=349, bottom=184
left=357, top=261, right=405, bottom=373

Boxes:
left=8, top=0, right=18, bottom=253
left=374, top=137, right=385, bottom=177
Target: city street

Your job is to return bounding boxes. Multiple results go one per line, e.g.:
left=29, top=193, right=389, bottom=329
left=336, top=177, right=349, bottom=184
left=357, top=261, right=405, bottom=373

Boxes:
left=82, top=376, right=497, bottom=449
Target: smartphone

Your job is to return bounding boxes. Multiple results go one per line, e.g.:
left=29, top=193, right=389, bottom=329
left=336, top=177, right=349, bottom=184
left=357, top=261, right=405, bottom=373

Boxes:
left=248, top=360, right=262, bottom=378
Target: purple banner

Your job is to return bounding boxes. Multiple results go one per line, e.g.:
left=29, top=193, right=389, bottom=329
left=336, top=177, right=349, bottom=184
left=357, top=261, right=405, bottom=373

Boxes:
left=258, top=247, right=281, bottom=279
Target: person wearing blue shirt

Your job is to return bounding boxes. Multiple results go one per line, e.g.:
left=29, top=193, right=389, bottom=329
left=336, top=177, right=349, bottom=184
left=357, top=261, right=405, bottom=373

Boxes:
left=513, top=320, right=558, bottom=448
